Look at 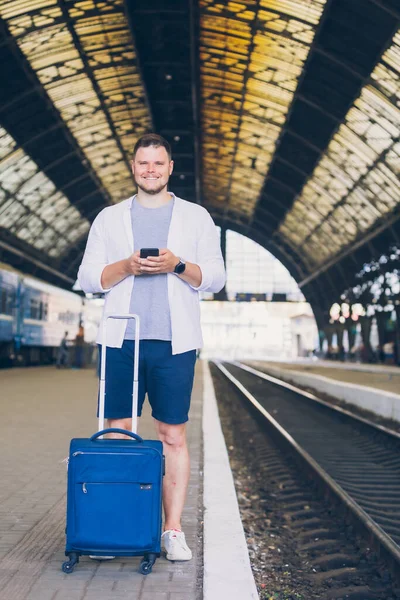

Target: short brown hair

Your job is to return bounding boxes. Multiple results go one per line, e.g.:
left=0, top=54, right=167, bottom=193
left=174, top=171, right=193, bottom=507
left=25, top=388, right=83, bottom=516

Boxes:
left=132, top=133, right=171, bottom=160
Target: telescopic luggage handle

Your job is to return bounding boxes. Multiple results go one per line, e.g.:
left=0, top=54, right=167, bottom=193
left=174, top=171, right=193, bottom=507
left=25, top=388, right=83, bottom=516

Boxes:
left=99, top=314, right=140, bottom=435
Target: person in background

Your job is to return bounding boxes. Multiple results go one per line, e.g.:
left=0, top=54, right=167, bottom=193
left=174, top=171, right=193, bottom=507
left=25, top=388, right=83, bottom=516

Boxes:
left=56, top=331, right=69, bottom=368
left=383, top=340, right=394, bottom=364
left=73, top=325, right=85, bottom=369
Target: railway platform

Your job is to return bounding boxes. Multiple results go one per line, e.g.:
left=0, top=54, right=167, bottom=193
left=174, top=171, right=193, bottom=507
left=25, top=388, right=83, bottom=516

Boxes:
left=248, top=359, right=400, bottom=423
left=0, top=362, right=257, bottom=600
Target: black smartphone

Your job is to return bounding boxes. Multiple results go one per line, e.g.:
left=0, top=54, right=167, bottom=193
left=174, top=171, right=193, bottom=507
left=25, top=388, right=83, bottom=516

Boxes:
left=140, top=248, right=159, bottom=258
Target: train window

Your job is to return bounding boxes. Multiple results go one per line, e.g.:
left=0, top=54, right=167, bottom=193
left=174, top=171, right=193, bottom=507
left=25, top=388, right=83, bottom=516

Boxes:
left=1, top=288, right=15, bottom=316
left=30, top=297, right=41, bottom=320
left=0, top=289, right=6, bottom=314
left=27, top=297, right=49, bottom=320
left=39, top=301, right=48, bottom=321
left=7, top=290, right=15, bottom=315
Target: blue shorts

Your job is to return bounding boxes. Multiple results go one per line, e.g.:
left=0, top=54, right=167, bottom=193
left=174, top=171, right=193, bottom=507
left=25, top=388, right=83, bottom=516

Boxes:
left=98, top=340, right=196, bottom=424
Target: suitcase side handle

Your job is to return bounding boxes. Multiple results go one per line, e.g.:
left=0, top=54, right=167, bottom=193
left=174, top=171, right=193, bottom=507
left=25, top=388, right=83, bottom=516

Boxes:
left=90, top=428, right=144, bottom=442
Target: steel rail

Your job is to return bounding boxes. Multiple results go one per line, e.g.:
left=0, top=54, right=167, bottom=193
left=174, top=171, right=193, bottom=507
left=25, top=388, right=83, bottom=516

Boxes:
left=213, top=360, right=400, bottom=585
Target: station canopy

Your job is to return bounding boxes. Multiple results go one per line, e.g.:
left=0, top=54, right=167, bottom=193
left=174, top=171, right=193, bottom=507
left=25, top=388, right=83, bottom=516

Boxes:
left=0, top=0, right=399, bottom=316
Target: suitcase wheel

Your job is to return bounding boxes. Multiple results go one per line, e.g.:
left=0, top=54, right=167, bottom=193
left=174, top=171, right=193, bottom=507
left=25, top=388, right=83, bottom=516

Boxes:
left=139, top=553, right=156, bottom=575
left=62, top=553, right=79, bottom=574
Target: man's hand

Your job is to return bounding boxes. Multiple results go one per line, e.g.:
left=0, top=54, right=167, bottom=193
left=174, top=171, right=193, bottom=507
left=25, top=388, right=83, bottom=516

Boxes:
left=139, top=249, right=202, bottom=287
left=100, top=251, right=141, bottom=289
left=138, top=248, right=178, bottom=274
left=125, top=250, right=144, bottom=276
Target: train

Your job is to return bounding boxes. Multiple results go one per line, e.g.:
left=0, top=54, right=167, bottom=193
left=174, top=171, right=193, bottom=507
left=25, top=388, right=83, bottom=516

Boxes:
left=0, top=263, right=102, bottom=367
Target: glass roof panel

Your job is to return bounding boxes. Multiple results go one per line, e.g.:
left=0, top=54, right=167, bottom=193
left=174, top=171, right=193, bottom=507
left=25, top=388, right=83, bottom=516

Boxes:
left=0, top=198, right=27, bottom=229
left=0, top=125, right=89, bottom=257
left=34, top=227, right=58, bottom=251
left=17, top=215, right=47, bottom=242
left=66, top=220, right=90, bottom=244
left=0, top=151, right=36, bottom=194
left=48, top=236, right=70, bottom=257
left=279, top=28, right=400, bottom=268
left=1, top=0, right=151, bottom=204
left=200, top=0, right=327, bottom=216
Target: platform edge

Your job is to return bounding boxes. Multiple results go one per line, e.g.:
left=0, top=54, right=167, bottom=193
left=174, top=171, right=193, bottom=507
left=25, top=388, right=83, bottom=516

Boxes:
left=202, top=360, right=259, bottom=600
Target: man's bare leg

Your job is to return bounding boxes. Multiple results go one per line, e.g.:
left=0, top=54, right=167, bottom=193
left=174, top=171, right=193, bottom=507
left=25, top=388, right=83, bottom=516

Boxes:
left=153, top=420, right=189, bottom=531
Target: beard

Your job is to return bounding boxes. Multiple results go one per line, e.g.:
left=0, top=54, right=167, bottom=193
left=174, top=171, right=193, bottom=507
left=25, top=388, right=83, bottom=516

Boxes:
left=135, top=176, right=168, bottom=196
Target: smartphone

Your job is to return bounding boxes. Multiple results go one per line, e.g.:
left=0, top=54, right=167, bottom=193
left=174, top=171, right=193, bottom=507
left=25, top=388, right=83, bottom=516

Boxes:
left=140, top=248, right=159, bottom=258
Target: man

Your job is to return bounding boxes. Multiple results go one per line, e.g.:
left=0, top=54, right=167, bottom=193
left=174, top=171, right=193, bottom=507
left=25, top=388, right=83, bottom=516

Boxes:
left=78, top=133, right=225, bottom=562
left=73, top=325, right=84, bottom=369
left=56, top=331, right=69, bottom=368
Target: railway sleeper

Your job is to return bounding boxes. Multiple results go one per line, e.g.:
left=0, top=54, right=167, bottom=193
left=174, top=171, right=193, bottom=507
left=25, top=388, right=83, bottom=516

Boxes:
left=325, top=585, right=388, bottom=600
left=289, top=516, right=326, bottom=529
left=296, top=527, right=345, bottom=542
left=311, top=565, right=359, bottom=583
left=275, top=494, right=314, bottom=505
left=283, top=508, right=320, bottom=520
left=298, top=538, right=343, bottom=553
left=311, top=552, right=359, bottom=570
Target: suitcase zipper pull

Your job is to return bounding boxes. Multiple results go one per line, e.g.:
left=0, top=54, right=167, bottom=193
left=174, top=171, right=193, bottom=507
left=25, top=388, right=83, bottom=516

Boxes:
left=82, top=483, right=87, bottom=494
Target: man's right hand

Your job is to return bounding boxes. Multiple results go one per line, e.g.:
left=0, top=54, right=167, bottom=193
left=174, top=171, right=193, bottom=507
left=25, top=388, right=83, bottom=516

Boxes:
left=101, top=252, right=142, bottom=289
left=124, top=251, right=143, bottom=276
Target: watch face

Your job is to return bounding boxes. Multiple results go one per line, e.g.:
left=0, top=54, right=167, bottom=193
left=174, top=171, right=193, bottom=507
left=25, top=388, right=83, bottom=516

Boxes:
left=175, top=261, right=186, bottom=274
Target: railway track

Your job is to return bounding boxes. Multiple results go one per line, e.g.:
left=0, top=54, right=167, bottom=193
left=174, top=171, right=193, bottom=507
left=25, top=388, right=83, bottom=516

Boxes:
left=212, top=361, right=400, bottom=599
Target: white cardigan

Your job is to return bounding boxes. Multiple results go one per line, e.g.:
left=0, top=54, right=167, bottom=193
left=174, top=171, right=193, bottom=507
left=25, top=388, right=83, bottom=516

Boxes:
left=78, top=195, right=226, bottom=354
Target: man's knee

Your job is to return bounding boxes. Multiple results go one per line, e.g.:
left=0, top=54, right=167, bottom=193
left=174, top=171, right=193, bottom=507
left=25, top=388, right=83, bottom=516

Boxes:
left=156, top=421, right=186, bottom=449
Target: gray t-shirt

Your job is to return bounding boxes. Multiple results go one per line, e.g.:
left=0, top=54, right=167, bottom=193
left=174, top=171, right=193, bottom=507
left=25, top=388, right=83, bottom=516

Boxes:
left=124, top=196, right=174, bottom=341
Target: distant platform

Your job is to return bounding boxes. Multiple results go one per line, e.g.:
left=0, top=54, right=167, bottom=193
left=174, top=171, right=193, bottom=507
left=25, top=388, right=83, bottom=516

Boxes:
left=251, top=359, right=400, bottom=395
left=247, top=359, right=400, bottom=424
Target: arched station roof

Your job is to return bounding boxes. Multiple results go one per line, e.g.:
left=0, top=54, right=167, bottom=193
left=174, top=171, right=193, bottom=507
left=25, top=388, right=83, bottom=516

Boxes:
left=0, top=0, right=400, bottom=315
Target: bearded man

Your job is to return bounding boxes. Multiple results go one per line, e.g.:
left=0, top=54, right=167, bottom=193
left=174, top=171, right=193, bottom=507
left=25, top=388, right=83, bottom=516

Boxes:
left=78, top=133, right=225, bottom=562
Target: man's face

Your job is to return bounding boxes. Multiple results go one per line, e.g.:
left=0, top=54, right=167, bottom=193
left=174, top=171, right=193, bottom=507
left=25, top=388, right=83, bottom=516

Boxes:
left=131, top=146, right=173, bottom=195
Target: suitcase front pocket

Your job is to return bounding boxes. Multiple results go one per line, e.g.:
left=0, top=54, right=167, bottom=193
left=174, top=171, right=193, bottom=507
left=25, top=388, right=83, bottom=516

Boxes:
left=73, top=482, right=157, bottom=551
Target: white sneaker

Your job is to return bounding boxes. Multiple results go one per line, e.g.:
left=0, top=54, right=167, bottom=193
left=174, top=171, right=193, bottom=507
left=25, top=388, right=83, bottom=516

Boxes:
left=89, top=555, right=115, bottom=560
left=162, top=529, right=192, bottom=561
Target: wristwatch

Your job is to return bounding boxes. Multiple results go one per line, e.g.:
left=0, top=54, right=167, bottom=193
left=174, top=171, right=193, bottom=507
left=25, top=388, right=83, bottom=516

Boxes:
left=174, top=258, right=186, bottom=275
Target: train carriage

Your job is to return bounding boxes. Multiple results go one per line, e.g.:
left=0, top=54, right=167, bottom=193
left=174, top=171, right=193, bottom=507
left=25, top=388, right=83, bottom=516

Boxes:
left=19, top=276, right=82, bottom=364
left=0, top=267, right=18, bottom=362
left=0, top=263, right=91, bottom=366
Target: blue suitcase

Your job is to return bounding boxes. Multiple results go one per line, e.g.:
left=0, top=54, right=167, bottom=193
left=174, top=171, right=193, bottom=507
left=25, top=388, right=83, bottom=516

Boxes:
left=62, top=314, right=164, bottom=575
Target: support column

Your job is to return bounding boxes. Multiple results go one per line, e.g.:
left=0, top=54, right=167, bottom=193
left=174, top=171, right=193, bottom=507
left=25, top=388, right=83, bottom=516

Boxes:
left=375, top=310, right=389, bottom=363
left=214, top=226, right=227, bottom=301
left=345, top=318, right=356, bottom=359
left=359, top=315, right=373, bottom=362
left=336, top=323, right=345, bottom=361
left=394, top=305, right=400, bottom=365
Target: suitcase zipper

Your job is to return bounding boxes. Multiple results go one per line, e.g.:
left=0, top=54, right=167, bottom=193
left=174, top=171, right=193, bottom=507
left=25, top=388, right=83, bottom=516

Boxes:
left=80, top=482, right=152, bottom=493
left=72, top=451, right=153, bottom=457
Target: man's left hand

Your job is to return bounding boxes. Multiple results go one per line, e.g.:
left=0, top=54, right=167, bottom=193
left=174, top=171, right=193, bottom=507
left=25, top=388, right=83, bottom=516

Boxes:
left=138, top=248, right=178, bottom=274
